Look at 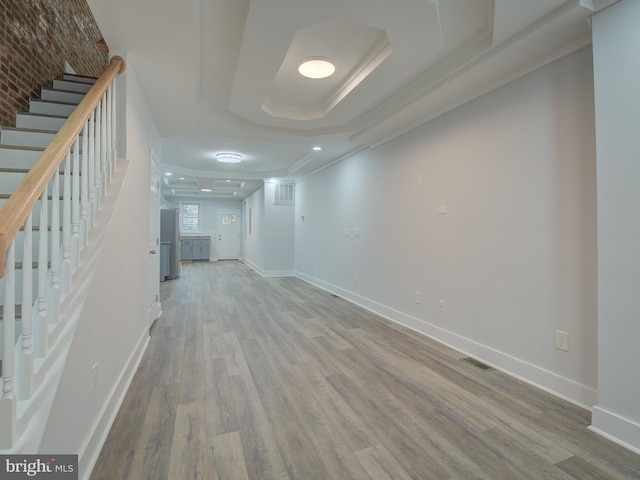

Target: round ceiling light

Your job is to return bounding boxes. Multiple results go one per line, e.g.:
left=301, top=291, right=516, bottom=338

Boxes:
left=216, top=153, right=242, bottom=164
left=298, top=57, right=335, bottom=79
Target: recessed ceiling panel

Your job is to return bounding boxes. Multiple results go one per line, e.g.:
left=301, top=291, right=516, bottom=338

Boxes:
left=262, top=21, right=392, bottom=120
left=228, top=0, right=444, bottom=129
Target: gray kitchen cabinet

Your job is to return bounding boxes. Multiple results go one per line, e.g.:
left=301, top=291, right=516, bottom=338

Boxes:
left=181, top=237, right=210, bottom=261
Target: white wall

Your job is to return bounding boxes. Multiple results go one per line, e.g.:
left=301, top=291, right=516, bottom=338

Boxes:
left=241, top=183, right=295, bottom=276
left=263, top=182, right=295, bottom=274
left=38, top=61, right=161, bottom=476
left=296, top=47, right=597, bottom=407
left=242, top=185, right=265, bottom=271
left=590, top=0, right=640, bottom=453
left=163, top=197, right=242, bottom=260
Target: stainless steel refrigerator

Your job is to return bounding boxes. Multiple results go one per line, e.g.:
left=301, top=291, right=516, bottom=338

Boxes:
left=160, top=208, right=181, bottom=280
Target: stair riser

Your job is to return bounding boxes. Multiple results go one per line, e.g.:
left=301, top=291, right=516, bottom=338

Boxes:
left=29, top=100, right=76, bottom=117
left=0, top=270, right=38, bottom=306
left=62, top=73, right=96, bottom=85
left=40, top=89, right=85, bottom=105
left=0, top=172, right=65, bottom=194
left=1, top=129, right=56, bottom=149
left=0, top=199, right=63, bottom=226
left=0, top=148, right=43, bottom=169
left=52, top=80, right=92, bottom=94
left=13, top=231, right=61, bottom=263
left=16, top=114, right=67, bottom=132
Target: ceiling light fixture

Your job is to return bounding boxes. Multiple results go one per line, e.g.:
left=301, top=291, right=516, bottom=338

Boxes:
left=200, top=188, right=212, bottom=192
left=313, top=146, right=322, bottom=151
left=216, top=152, right=242, bottom=164
left=298, top=57, right=335, bottom=79
left=165, top=172, right=173, bottom=176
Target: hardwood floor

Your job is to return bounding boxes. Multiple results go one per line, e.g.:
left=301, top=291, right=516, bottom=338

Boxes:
left=91, top=261, right=640, bottom=479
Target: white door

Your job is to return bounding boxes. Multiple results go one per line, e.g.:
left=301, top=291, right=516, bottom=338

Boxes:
left=149, top=153, right=162, bottom=327
left=218, top=209, right=240, bottom=260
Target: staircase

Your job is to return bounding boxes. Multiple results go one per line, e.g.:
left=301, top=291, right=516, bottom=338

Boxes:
left=0, top=73, right=94, bottom=369
left=0, top=57, right=125, bottom=451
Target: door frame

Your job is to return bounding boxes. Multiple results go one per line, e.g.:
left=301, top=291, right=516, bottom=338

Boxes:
left=217, top=208, right=240, bottom=260
left=148, top=150, right=162, bottom=328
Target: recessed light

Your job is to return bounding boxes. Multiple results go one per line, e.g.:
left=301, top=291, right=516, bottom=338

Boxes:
left=165, top=172, right=173, bottom=176
left=179, top=177, right=185, bottom=180
left=226, top=179, right=231, bottom=183
left=216, top=153, right=242, bottom=164
left=313, top=146, right=322, bottom=151
left=200, top=188, right=212, bottom=192
left=298, top=57, right=335, bottom=79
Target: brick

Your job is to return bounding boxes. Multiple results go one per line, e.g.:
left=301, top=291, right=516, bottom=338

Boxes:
left=0, top=0, right=108, bottom=127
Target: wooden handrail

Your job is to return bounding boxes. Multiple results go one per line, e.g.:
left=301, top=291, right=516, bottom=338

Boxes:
left=0, top=56, right=126, bottom=277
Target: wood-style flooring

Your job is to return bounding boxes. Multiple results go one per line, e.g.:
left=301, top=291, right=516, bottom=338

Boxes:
left=91, top=261, right=640, bottom=479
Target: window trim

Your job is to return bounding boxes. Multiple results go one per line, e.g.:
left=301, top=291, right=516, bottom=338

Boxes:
left=179, top=201, right=203, bottom=234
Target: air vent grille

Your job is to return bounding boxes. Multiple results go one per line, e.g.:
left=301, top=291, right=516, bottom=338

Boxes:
left=275, top=183, right=295, bottom=205
left=461, top=357, right=494, bottom=371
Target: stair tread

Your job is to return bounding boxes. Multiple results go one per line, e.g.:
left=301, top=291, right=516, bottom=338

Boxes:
left=0, top=145, right=45, bottom=152
left=0, top=193, right=63, bottom=200
left=30, top=98, right=80, bottom=107
left=41, top=86, right=87, bottom=96
left=62, top=73, right=97, bottom=81
left=18, top=225, right=63, bottom=231
left=17, top=112, right=69, bottom=119
left=0, top=304, right=23, bottom=320
left=0, top=168, right=67, bottom=174
left=1, top=126, right=59, bottom=135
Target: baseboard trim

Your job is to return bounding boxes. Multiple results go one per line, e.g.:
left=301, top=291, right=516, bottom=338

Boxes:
left=590, top=406, right=640, bottom=454
left=294, top=271, right=597, bottom=410
left=240, top=257, right=294, bottom=278
left=79, top=329, right=150, bottom=480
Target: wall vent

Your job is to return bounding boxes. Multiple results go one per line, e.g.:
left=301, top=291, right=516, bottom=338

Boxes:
left=461, top=357, right=494, bottom=371
left=275, top=183, right=295, bottom=205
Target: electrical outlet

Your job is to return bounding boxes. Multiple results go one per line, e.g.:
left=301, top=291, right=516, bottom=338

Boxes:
left=416, top=291, right=422, bottom=304
left=439, top=300, right=445, bottom=313
left=555, top=330, right=569, bottom=351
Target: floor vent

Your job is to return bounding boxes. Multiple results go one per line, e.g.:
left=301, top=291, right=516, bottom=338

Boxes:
left=461, top=357, right=494, bottom=371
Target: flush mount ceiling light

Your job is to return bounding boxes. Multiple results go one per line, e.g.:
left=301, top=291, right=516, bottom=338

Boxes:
left=200, top=188, right=212, bottom=192
left=216, top=153, right=242, bottom=164
left=298, top=57, right=335, bottom=79
left=312, top=146, right=322, bottom=151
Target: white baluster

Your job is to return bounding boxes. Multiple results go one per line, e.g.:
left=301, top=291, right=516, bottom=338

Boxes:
left=111, top=81, right=117, bottom=171
left=0, top=241, right=17, bottom=449
left=35, top=186, right=49, bottom=357
left=80, top=122, right=89, bottom=248
left=100, top=96, right=107, bottom=195
left=62, top=152, right=71, bottom=294
left=71, top=138, right=80, bottom=271
left=18, top=213, right=34, bottom=399
left=49, top=171, right=60, bottom=325
left=94, top=102, right=102, bottom=210
left=88, top=109, right=96, bottom=226
left=106, top=86, right=112, bottom=185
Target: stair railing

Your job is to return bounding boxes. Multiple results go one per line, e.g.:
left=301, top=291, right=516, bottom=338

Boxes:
left=0, top=55, right=126, bottom=449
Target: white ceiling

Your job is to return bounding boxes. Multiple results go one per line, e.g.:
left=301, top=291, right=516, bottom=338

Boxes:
left=86, top=0, right=614, bottom=200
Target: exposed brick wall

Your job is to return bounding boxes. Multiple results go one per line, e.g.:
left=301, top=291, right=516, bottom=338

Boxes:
left=0, top=0, right=108, bottom=127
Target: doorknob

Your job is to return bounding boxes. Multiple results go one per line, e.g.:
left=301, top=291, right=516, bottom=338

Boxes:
left=150, top=250, right=157, bottom=254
